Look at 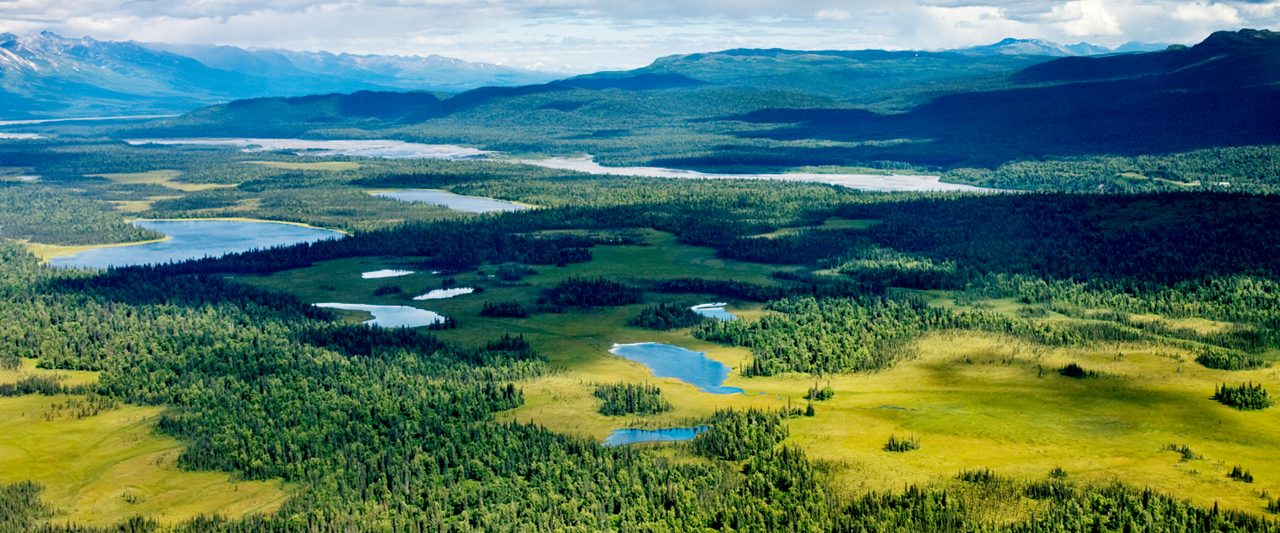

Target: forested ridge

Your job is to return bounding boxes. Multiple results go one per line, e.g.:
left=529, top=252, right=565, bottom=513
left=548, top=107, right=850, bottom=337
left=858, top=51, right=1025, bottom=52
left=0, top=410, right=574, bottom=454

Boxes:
left=0, top=183, right=164, bottom=245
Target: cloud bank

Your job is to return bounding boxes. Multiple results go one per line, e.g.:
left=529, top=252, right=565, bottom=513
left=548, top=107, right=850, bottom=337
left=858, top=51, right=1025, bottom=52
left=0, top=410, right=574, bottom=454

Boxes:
left=1, top=1, right=1276, bottom=71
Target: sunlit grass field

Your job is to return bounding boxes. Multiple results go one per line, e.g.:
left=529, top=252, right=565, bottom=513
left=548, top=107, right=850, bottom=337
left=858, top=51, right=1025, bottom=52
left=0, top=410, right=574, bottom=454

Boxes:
left=246, top=161, right=361, bottom=171
left=0, top=361, right=289, bottom=526
left=22, top=237, right=169, bottom=263
left=89, top=170, right=236, bottom=192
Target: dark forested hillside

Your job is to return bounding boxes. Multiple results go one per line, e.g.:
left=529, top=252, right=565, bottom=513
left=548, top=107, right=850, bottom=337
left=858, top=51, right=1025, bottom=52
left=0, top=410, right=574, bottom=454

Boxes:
left=732, top=30, right=1280, bottom=167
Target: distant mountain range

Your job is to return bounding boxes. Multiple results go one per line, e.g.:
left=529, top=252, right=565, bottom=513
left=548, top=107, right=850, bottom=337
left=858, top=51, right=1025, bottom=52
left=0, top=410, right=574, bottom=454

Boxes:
left=1, top=32, right=1172, bottom=119
left=0, top=32, right=560, bottom=118
left=143, top=42, right=561, bottom=94
left=955, top=38, right=1168, bottom=57
left=141, top=29, right=1280, bottom=171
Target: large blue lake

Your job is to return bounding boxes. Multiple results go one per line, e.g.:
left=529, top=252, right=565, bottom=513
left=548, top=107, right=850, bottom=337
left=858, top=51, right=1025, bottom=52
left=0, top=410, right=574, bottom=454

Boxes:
left=374, top=189, right=529, bottom=213
left=604, top=427, right=708, bottom=446
left=609, top=342, right=743, bottom=394
left=50, top=220, right=344, bottom=269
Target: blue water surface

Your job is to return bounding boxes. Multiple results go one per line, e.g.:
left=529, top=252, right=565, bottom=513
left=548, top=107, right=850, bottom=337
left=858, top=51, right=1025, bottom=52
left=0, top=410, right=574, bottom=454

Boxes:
left=609, top=342, right=743, bottom=394
left=691, top=303, right=736, bottom=321
left=51, top=220, right=343, bottom=269
left=603, top=427, right=708, bottom=446
left=313, top=303, right=445, bottom=328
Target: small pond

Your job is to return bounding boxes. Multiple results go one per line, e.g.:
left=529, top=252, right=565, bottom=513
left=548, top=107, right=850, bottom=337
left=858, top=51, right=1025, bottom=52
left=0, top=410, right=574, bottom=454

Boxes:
left=413, top=287, right=475, bottom=300
left=313, top=303, right=446, bottom=328
left=691, top=303, right=736, bottom=321
left=362, top=269, right=415, bottom=279
left=604, top=427, right=708, bottom=446
left=50, top=220, right=343, bottom=270
left=609, top=342, right=743, bottom=394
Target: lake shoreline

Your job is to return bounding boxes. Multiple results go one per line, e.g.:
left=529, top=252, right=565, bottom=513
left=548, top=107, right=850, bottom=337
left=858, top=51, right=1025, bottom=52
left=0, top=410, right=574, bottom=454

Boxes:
left=27, top=217, right=349, bottom=264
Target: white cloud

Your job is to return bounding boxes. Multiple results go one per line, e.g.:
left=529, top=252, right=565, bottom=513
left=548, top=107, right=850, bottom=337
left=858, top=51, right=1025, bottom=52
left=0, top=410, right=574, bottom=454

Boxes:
left=1050, top=0, right=1123, bottom=36
left=815, top=8, right=852, bottom=21
left=1172, top=2, right=1242, bottom=23
left=0, top=1, right=1275, bottom=70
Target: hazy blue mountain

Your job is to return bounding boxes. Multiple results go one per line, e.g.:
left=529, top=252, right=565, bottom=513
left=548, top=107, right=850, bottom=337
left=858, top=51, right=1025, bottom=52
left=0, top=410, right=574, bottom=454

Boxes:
left=0, top=32, right=560, bottom=119
left=1114, top=41, right=1172, bottom=53
left=956, top=38, right=1110, bottom=57
left=145, top=43, right=561, bottom=93
left=1, top=32, right=265, bottom=117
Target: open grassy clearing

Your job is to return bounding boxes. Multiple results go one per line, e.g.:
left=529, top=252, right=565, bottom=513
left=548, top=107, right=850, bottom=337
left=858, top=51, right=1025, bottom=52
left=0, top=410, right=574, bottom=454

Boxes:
left=1119, top=172, right=1202, bottom=188
left=0, top=358, right=100, bottom=388
left=750, top=217, right=881, bottom=238
left=88, top=170, right=236, bottom=192
left=1128, top=314, right=1236, bottom=335
left=107, top=196, right=181, bottom=213
left=0, top=364, right=289, bottom=527
left=780, top=333, right=1280, bottom=513
left=246, top=161, right=361, bottom=171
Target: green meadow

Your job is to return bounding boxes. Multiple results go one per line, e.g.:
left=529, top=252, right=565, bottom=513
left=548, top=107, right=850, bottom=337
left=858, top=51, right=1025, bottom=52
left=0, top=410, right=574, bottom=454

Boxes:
left=0, top=361, right=289, bottom=526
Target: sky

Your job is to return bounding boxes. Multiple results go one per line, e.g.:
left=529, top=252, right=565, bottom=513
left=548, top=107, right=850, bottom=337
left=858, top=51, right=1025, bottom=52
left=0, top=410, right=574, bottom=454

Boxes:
left=1, top=1, right=1277, bottom=72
